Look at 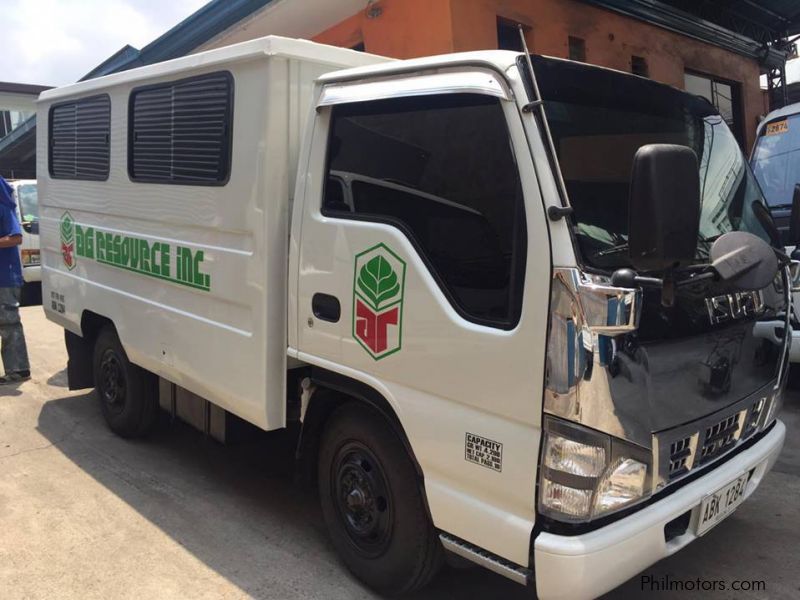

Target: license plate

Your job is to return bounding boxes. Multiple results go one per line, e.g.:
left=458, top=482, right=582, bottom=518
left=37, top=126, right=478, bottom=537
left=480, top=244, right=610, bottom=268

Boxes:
left=696, top=472, right=750, bottom=536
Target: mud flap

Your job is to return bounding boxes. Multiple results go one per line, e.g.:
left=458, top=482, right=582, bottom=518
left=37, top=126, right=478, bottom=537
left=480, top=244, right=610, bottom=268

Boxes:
left=65, top=329, right=94, bottom=390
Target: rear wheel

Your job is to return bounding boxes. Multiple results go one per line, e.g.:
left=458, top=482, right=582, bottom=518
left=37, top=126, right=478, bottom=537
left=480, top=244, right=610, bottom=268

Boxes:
left=92, top=326, right=158, bottom=438
left=318, top=403, right=442, bottom=595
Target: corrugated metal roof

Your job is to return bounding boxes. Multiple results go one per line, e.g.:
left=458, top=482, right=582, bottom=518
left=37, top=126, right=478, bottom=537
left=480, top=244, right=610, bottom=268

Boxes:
left=0, top=82, right=52, bottom=95
left=724, top=0, right=800, bottom=35
left=582, top=0, right=797, bottom=67
left=661, top=0, right=800, bottom=38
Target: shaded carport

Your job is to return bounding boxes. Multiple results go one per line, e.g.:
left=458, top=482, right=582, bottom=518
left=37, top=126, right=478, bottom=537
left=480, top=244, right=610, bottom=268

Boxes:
left=0, top=114, right=36, bottom=180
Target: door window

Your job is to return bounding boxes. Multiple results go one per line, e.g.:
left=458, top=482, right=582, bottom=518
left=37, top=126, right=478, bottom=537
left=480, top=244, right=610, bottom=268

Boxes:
left=323, top=94, right=526, bottom=328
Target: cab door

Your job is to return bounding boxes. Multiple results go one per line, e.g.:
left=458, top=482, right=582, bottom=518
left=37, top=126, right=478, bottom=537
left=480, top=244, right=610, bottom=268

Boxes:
left=292, top=69, right=552, bottom=565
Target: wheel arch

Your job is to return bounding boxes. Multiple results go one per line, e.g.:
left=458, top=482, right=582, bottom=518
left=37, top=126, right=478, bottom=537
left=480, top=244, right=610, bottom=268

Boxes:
left=298, top=367, right=428, bottom=498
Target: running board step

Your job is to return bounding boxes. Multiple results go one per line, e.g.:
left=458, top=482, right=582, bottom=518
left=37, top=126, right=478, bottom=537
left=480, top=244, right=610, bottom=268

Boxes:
left=439, top=532, right=533, bottom=586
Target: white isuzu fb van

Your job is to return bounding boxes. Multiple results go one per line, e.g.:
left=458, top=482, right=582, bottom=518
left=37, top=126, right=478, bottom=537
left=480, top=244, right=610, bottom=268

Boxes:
left=38, top=36, right=789, bottom=599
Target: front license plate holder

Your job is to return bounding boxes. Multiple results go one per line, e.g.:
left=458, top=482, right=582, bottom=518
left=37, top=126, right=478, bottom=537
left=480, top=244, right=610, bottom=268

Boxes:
left=696, top=472, right=750, bottom=536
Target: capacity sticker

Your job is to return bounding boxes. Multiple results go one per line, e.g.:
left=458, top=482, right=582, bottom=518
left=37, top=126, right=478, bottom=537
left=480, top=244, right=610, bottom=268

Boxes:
left=465, top=433, right=503, bottom=472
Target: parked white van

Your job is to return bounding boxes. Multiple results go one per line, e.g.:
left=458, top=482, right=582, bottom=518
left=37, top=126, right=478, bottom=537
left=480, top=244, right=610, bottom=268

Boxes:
left=751, top=102, right=800, bottom=362
left=8, top=179, right=41, bottom=292
left=38, top=36, right=788, bottom=599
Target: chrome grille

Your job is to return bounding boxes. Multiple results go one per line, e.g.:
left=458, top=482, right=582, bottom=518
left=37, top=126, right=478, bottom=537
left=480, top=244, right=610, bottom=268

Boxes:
left=743, top=397, right=766, bottom=437
left=668, top=436, right=692, bottom=479
left=655, top=393, right=772, bottom=490
left=698, top=413, right=741, bottom=464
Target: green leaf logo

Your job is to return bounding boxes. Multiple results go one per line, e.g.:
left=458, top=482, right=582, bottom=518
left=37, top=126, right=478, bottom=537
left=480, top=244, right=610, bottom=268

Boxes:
left=61, top=213, right=74, bottom=244
left=357, top=255, right=400, bottom=308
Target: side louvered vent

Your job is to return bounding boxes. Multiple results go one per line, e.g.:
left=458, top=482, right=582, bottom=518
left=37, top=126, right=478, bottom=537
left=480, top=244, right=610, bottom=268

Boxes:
left=49, top=94, right=110, bottom=180
left=129, top=72, right=233, bottom=184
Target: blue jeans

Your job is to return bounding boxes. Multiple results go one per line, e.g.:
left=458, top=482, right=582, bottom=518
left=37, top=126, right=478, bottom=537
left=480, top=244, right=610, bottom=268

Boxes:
left=0, top=287, right=30, bottom=375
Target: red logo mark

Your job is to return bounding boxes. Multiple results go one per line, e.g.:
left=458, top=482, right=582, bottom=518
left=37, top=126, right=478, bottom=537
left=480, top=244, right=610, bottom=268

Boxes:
left=355, top=298, right=399, bottom=355
left=62, top=242, right=75, bottom=269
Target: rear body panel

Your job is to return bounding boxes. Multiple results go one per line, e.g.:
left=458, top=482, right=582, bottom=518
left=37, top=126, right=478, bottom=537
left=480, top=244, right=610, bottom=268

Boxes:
left=38, top=37, right=386, bottom=431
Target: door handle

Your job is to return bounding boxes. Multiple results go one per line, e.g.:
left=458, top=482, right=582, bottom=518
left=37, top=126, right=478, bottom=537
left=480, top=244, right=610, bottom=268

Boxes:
left=312, top=293, right=341, bottom=323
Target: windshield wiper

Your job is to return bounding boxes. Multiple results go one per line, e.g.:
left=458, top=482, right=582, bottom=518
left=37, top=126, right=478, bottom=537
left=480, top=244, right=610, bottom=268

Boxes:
left=593, top=234, right=723, bottom=260
left=593, top=243, right=628, bottom=258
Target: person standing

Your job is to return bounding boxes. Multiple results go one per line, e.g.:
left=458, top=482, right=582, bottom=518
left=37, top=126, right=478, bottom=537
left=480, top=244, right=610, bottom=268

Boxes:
left=0, top=176, right=30, bottom=385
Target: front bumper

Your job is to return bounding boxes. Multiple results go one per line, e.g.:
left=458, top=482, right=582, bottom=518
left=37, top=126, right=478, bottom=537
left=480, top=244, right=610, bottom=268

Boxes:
left=533, top=420, right=785, bottom=600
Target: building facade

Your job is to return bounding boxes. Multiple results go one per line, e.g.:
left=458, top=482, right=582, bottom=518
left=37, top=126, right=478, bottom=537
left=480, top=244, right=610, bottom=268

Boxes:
left=2, top=0, right=797, bottom=178
left=200, top=0, right=797, bottom=151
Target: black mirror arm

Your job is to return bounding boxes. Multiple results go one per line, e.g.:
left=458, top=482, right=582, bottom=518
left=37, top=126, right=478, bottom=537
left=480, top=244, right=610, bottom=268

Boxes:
left=774, top=246, right=793, bottom=267
left=610, top=268, right=662, bottom=289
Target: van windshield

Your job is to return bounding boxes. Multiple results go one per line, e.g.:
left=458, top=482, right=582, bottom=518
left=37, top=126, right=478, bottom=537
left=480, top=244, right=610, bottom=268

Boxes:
left=752, top=112, right=800, bottom=208
left=17, top=183, right=39, bottom=223
left=532, top=56, right=770, bottom=271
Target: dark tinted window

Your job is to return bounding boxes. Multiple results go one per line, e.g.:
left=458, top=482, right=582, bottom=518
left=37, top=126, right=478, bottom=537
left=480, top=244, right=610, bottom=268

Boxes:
left=129, top=72, right=233, bottom=185
left=531, top=56, right=769, bottom=271
left=497, top=18, right=526, bottom=51
left=568, top=36, right=586, bottom=62
left=49, top=94, right=110, bottom=180
left=631, top=55, right=648, bottom=77
left=324, top=94, right=526, bottom=328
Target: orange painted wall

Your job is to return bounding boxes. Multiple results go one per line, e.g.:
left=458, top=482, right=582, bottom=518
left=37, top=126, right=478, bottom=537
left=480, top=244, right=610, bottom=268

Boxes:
left=314, top=0, right=455, bottom=59
left=314, top=0, right=765, bottom=149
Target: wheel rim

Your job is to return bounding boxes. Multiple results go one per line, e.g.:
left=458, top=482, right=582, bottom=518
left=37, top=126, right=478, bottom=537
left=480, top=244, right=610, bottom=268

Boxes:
left=332, top=441, right=393, bottom=558
left=99, top=349, right=126, bottom=415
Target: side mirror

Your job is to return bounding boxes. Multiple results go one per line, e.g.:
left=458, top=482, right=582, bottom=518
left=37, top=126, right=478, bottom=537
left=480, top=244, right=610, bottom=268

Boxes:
left=628, top=144, right=700, bottom=272
left=710, top=231, right=778, bottom=291
left=788, top=184, right=800, bottom=246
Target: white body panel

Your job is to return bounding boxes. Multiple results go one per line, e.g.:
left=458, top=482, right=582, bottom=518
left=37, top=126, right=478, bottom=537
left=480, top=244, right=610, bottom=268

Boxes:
left=38, top=37, right=386, bottom=430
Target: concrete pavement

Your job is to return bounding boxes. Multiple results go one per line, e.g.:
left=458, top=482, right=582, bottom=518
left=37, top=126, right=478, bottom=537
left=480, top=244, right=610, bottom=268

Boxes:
left=1, top=307, right=798, bottom=599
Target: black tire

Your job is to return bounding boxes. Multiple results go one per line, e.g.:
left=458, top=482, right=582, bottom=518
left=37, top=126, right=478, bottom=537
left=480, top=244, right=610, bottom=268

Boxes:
left=92, top=326, right=158, bottom=438
left=318, top=403, right=442, bottom=595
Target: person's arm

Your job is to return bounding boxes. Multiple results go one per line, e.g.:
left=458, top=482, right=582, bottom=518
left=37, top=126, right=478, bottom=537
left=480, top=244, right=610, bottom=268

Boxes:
left=0, top=204, right=23, bottom=247
left=0, top=233, right=22, bottom=248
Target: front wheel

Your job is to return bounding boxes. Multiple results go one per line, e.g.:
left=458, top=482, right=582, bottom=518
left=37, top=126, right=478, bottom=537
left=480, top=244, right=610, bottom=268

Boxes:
left=92, top=326, right=158, bottom=438
left=318, top=403, right=442, bottom=595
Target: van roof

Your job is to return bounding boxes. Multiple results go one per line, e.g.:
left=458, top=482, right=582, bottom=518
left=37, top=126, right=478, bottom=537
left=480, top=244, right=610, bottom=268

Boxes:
left=38, top=36, right=389, bottom=104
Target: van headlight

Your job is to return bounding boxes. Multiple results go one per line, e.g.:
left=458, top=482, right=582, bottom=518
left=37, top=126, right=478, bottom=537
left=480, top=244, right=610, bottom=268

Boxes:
left=539, top=417, right=651, bottom=521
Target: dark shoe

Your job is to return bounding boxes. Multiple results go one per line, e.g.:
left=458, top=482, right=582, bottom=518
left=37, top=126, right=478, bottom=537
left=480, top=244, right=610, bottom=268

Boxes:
left=0, top=371, right=31, bottom=385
